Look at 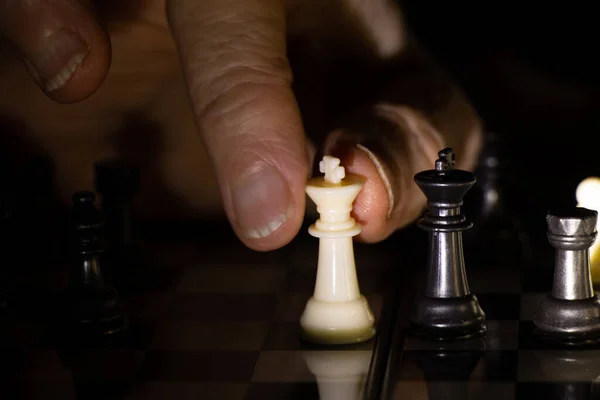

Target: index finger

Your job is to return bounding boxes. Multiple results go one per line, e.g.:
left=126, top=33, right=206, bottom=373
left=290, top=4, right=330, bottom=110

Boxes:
left=167, top=0, right=309, bottom=250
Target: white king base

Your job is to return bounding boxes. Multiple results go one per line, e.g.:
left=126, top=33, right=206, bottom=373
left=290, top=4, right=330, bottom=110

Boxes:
left=300, top=156, right=376, bottom=345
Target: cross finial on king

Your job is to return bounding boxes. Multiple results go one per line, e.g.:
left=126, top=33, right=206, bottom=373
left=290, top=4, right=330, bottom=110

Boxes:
left=435, top=148, right=456, bottom=171
left=320, top=155, right=346, bottom=184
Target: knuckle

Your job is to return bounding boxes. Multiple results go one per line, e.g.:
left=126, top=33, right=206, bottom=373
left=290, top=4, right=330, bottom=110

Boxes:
left=172, top=8, right=292, bottom=125
left=190, top=55, right=292, bottom=125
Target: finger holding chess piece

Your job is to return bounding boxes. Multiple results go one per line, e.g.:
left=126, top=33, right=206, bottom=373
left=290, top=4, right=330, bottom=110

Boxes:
left=300, top=155, right=376, bottom=345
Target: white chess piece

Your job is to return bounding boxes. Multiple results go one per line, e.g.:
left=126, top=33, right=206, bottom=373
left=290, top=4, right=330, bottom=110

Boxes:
left=300, top=155, right=376, bottom=345
left=576, top=177, right=600, bottom=260
left=302, top=350, right=372, bottom=400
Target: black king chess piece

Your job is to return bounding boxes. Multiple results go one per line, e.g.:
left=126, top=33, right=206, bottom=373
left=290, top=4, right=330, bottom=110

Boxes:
left=60, top=191, right=127, bottom=340
left=409, top=148, right=486, bottom=341
left=533, top=208, right=600, bottom=345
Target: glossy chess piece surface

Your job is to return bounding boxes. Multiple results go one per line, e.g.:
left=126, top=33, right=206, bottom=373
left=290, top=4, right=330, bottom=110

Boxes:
left=409, top=148, right=486, bottom=341
left=60, top=191, right=127, bottom=340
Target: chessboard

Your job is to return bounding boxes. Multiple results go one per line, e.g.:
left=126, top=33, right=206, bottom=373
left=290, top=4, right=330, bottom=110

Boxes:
left=0, top=220, right=402, bottom=400
left=381, top=231, right=600, bottom=400
left=1, top=132, right=599, bottom=400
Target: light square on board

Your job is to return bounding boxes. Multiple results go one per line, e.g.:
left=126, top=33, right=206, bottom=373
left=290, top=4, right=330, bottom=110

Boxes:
left=392, top=382, right=516, bottom=400
left=129, top=382, right=248, bottom=400
left=175, top=266, right=287, bottom=294
left=167, top=293, right=278, bottom=321
left=251, top=350, right=372, bottom=382
left=151, top=321, right=269, bottom=351
left=245, top=382, right=320, bottom=399
left=517, top=350, right=600, bottom=382
left=64, top=348, right=146, bottom=382
left=137, top=351, right=258, bottom=382
left=251, top=351, right=316, bottom=383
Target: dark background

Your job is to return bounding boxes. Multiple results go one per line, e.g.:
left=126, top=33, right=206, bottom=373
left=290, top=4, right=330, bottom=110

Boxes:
left=401, top=3, right=600, bottom=236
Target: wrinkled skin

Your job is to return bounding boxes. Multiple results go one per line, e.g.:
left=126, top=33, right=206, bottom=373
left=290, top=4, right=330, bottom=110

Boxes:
left=0, top=0, right=482, bottom=251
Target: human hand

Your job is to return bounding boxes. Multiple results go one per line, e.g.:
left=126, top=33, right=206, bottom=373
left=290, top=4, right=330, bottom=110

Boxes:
left=0, top=0, right=482, bottom=251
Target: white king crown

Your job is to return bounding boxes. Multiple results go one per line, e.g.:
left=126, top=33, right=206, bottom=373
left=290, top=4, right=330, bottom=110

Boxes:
left=320, top=155, right=345, bottom=184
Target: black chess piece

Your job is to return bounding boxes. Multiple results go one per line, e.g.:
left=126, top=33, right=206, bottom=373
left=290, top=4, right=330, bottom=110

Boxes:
left=409, top=148, right=486, bottom=341
left=533, top=208, right=600, bottom=345
left=59, top=191, right=126, bottom=341
left=463, top=131, right=532, bottom=265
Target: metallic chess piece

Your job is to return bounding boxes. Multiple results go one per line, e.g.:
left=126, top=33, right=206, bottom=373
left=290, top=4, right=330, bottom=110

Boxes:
left=409, top=148, right=486, bottom=341
left=533, top=208, right=600, bottom=343
left=63, top=191, right=127, bottom=339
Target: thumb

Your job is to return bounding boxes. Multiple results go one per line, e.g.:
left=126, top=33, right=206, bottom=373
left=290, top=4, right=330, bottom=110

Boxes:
left=0, top=0, right=111, bottom=103
left=167, top=0, right=310, bottom=251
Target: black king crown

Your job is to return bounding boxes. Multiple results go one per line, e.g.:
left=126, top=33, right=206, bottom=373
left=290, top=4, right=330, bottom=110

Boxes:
left=410, top=148, right=487, bottom=341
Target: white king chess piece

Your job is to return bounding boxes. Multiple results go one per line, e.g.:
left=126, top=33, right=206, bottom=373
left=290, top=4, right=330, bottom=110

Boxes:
left=300, top=155, right=376, bottom=345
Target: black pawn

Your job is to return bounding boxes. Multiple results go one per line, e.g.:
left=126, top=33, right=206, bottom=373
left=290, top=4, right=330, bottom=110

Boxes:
left=409, top=148, right=486, bottom=341
left=60, top=191, right=126, bottom=340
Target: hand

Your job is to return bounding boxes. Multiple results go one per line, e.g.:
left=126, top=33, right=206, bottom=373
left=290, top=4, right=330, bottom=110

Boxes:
left=0, top=0, right=482, bottom=251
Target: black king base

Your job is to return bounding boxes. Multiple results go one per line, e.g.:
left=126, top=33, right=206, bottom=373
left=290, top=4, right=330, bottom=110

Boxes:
left=409, top=148, right=486, bottom=341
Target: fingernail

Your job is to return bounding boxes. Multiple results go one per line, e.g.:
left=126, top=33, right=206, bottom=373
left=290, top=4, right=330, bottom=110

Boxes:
left=24, top=29, right=89, bottom=93
left=231, top=166, right=293, bottom=239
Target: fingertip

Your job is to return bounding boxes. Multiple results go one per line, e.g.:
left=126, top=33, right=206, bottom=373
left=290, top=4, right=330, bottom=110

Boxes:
left=228, top=163, right=307, bottom=252
left=2, top=0, right=112, bottom=103
left=45, top=25, right=112, bottom=104
left=333, top=146, right=392, bottom=243
left=221, top=149, right=309, bottom=252
left=236, top=204, right=305, bottom=252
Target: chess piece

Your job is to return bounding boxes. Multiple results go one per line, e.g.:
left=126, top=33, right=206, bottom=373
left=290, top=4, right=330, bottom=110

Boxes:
left=61, top=191, right=126, bottom=339
left=409, top=148, right=486, bottom=341
left=576, top=177, right=600, bottom=282
left=464, top=131, right=532, bottom=266
left=303, top=350, right=371, bottom=400
left=300, top=155, right=376, bottom=345
left=533, top=208, right=600, bottom=343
